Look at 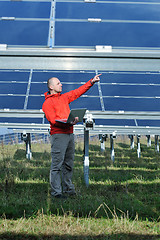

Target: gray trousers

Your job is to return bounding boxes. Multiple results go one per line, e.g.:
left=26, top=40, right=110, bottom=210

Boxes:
left=50, top=134, right=75, bottom=196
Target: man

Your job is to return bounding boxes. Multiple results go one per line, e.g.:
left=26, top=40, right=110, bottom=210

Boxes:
left=42, top=74, right=101, bottom=198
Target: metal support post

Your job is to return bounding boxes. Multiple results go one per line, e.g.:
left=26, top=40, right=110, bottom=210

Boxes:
left=146, top=135, right=151, bottom=147
left=99, top=134, right=107, bottom=152
left=128, top=135, right=134, bottom=149
left=137, top=135, right=141, bottom=158
left=155, top=135, right=159, bottom=152
left=84, top=129, right=89, bottom=187
left=21, top=132, right=32, bottom=160
left=110, top=133, right=116, bottom=162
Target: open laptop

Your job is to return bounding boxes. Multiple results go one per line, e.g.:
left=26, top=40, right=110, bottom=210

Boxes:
left=55, top=108, right=87, bottom=124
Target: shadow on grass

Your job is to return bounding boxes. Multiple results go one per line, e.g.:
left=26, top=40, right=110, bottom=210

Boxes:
left=102, top=142, right=160, bottom=170
left=89, top=168, right=160, bottom=182
left=0, top=166, right=159, bottom=220
left=86, top=181, right=160, bottom=220
left=0, top=182, right=49, bottom=219
left=14, top=149, right=51, bottom=161
left=0, top=233, right=160, bottom=240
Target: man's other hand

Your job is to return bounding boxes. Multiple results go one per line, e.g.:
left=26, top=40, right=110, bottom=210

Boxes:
left=70, top=117, right=79, bottom=125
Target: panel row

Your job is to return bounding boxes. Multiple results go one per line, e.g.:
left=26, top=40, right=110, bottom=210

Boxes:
left=1, top=82, right=160, bottom=97
left=1, top=71, right=160, bottom=83
left=1, top=92, right=160, bottom=111
left=1, top=70, right=160, bottom=113
left=0, top=1, right=160, bottom=47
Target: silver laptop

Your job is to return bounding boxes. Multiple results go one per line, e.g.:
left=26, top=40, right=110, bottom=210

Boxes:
left=55, top=108, right=87, bottom=124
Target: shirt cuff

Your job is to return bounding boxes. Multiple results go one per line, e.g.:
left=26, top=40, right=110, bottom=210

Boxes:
left=90, top=79, right=94, bottom=85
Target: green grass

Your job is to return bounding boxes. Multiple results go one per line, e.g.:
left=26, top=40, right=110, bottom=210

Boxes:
left=0, top=136, right=160, bottom=239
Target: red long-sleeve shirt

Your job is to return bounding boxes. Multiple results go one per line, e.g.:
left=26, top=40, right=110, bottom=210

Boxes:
left=42, top=79, right=94, bottom=134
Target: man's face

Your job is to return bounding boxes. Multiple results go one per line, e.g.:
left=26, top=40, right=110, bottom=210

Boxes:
left=50, top=78, right=62, bottom=94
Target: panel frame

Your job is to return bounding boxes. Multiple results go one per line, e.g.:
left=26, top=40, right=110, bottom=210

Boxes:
left=1, top=47, right=160, bottom=71
left=1, top=109, right=160, bottom=135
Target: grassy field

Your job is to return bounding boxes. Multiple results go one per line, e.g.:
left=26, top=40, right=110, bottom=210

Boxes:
left=0, top=135, right=160, bottom=240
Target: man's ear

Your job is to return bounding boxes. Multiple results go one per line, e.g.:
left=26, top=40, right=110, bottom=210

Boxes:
left=49, top=85, right=54, bottom=90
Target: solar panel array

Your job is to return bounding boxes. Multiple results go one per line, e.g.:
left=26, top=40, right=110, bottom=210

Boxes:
left=1, top=0, right=160, bottom=133
left=1, top=0, right=160, bottom=48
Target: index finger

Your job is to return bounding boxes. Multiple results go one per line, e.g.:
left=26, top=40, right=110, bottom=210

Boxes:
left=96, top=73, right=102, bottom=77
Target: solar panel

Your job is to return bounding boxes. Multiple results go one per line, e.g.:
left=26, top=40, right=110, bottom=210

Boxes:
left=55, top=1, right=160, bottom=48
left=0, top=1, right=51, bottom=46
left=56, top=2, right=160, bottom=21
left=0, top=1, right=51, bottom=18
left=0, top=21, right=49, bottom=46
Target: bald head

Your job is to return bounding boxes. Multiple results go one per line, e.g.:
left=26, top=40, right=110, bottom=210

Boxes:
left=47, top=77, right=58, bottom=90
left=47, top=77, right=62, bottom=94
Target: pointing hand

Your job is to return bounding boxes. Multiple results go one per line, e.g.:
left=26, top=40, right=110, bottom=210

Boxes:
left=91, top=74, right=102, bottom=84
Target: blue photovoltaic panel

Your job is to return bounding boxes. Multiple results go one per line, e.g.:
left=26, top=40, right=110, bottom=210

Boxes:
left=62, top=83, right=99, bottom=96
left=70, top=96, right=102, bottom=111
left=0, top=21, right=49, bottom=46
left=0, top=96, right=25, bottom=109
left=30, top=82, right=99, bottom=96
left=100, top=71, right=160, bottom=112
left=1, top=70, right=160, bottom=113
left=31, top=71, right=97, bottom=95
left=0, top=71, right=29, bottom=111
left=96, top=119, right=136, bottom=127
left=103, top=98, right=160, bottom=112
left=100, top=72, right=160, bottom=84
left=0, top=71, right=30, bottom=82
left=27, top=96, right=46, bottom=110
left=55, top=1, right=160, bottom=48
left=0, top=1, right=51, bottom=18
left=32, top=72, right=95, bottom=83
left=136, top=120, right=160, bottom=127
left=55, top=22, right=160, bottom=48
left=0, top=117, right=44, bottom=124
left=32, top=72, right=54, bottom=83
left=0, top=71, right=29, bottom=110
left=56, top=2, right=160, bottom=21
left=30, top=83, right=46, bottom=95
left=0, top=1, right=51, bottom=46
left=0, top=83, right=27, bottom=94
left=27, top=95, right=102, bottom=111
left=101, top=85, right=160, bottom=97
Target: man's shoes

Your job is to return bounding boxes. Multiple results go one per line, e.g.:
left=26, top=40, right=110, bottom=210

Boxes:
left=69, top=192, right=77, bottom=196
left=51, top=191, right=77, bottom=199
left=54, top=194, right=67, bottom=199
left=64, top=191, right=77, bottom=198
